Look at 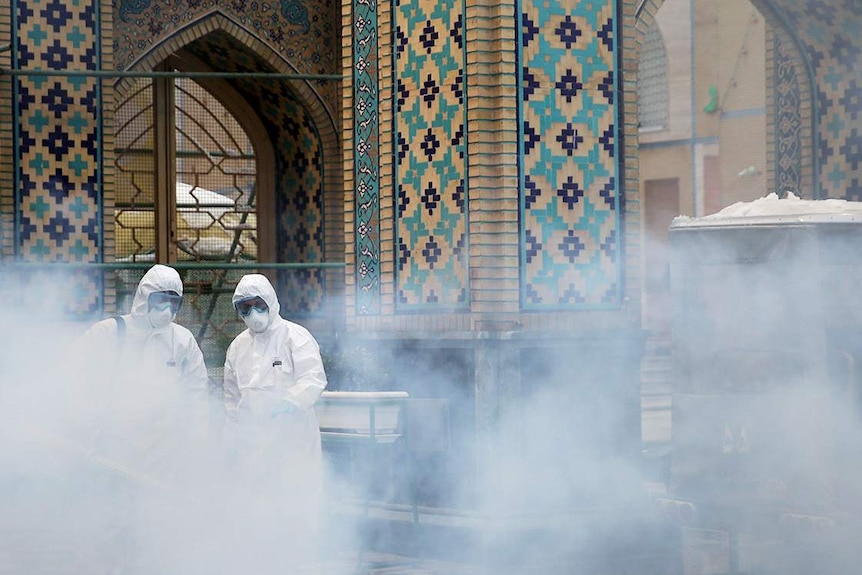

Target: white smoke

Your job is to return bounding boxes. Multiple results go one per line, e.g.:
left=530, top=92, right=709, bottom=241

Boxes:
left=0, top=271, right=362, bottom=575
left=662, top=209, right=862, bottom=575
left=9, top=230, right=862, bottom=575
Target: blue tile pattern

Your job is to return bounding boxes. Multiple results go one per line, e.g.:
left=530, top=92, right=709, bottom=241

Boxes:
left=13, top=0, right=103, bottom=314
left=394, top=0, right=468, bottom=310
left=519, top=0, right=621, bottom=309
left=773, top=33, right=804, bottom=198
left=773, top=0, right=862, bottom=199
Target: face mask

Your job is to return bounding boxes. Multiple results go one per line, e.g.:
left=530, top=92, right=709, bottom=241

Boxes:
left=242, top=309, right=270, bottom=333
left=148, top=307, right=174, bottom=329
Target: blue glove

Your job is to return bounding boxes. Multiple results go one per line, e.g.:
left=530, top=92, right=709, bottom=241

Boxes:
left=270, top=401, right=298, bottom=418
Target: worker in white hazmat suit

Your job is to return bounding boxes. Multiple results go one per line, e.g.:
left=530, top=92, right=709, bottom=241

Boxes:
left=73, top=263, right=210, bottom=475
left=222, top=273, right=328, bottom=574
left=70, top=264, right=211, bottom=574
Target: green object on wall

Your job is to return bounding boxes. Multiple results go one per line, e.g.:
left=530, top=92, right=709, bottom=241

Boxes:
left=704, top=85, right=718, bottom=113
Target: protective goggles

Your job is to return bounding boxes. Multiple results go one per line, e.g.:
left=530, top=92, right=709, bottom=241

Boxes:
left=235, top=296, right=269, bottom=317
left=148, top=290, right=183, bottom=314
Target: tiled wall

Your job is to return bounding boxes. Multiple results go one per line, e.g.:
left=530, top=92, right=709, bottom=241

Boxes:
left=2, top=0, right=340, bottom=315
left=4, top=0, right=110, bottom=314
left=352, top=0, right=380, bottom=315
left=343, top=0, right=640, bottom=332
left=13, top=0, right=862, bottom=329
left=393, top=0, right=469, bottom=311
left=518, top=0, right=622, bottom=310
left=769, top=0, right=862, bottom=200
left=766, top=23, right=811, bottom=199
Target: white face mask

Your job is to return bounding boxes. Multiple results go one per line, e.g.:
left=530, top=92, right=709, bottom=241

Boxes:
left=242, top=309, right=270, bottom=333
left=148, top=307, right=174, bottom=329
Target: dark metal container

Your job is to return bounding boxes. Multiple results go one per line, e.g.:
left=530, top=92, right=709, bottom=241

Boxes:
left=665, top=198, right=862, bottom=574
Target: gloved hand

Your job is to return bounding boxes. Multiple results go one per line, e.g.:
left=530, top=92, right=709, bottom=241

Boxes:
left=270, top=400, right=298, bottom=418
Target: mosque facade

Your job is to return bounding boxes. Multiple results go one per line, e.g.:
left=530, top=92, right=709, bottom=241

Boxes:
left=1, top=0, right=862, bottom=499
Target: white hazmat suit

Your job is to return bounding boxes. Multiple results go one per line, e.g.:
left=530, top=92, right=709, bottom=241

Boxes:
left=77, top=264, right=209, bottom=388
left=222, top=273, right=328, bottom=574
left=74, top=263, right=210, bottom=476
left=71, top=264, right=211, bottom=574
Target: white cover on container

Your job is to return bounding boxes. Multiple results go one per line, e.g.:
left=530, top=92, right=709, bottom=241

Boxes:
left=672, top=192, right=862, bottom=228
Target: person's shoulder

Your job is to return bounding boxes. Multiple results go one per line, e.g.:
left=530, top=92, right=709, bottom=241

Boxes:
left=227, top=328, right=252, bottom=346
left=82, top=316, right=120, bottom=337
left=224, top=328, right=251, bottom=354
left=170, top=322, right=200, bottom=345
left=284, top=318, right=308, bottom=330
left=73, top=316, right=122, bottom=352
left=280, top=319, right=317, bottom=343
left=90, top=317, right=116, bottom=329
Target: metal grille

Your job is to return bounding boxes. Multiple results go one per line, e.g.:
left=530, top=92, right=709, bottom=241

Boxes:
left=174, top=77, right=257, bottom=263
left=638, top=25, right=669, bottom=131
left=114, top=79, right=156, bottom=262
left=114, top=78, right=258, bottom=263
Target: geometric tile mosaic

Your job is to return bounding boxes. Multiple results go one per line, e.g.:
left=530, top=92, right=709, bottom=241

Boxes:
left=772, top=0, right=862, bottom=200
left=112, top=0, right=340, bottom=114
left=353, top=0, right=380, bottom=315
left=12, top=0, right=104, bottom=314
left=274, top=108, right=327, bottom=315
left=519, top=0, right=621, bottom=309
left=394, top=0, right=469, bottom=310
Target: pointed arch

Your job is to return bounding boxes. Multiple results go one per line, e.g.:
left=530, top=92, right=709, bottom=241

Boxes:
left=110, top=11, right=344, bottom=315
left=114, top=11, right=339, bottom=147
left=114, top=10, right=343, bottom=269
left=633, top=0, right=666, bottom=51
left=750, top=0, right=819, bottom=199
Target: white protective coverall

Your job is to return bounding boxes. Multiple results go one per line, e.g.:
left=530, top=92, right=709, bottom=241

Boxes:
left=70, top=264, right=211, bottom=574
left=223, top=273, right=328, bottom=573
left=73, top=264, right=210, bottom=481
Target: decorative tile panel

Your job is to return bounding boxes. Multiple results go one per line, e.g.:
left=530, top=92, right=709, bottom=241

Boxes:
left=12, top=0, right=103, bottom=314
left=353, top=0, right=380, bottom=315
left=773, top=33, right=803, bottom=198
left=112, top=0, right=340, bottom=114
left=519, top=0, right=621, bottom=309
left=274, top=107, right=326, bottom=314
left=394, top=0, right=468, bottom=310
left=772, top=0, right=862, bottom=200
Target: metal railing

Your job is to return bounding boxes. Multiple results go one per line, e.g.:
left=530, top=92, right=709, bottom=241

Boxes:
left=0, top=68, right=343, bottom=82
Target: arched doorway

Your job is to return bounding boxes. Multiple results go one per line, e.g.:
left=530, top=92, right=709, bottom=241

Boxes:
left=108, top=18, right=344, bottom=373
left=113, top=65, right=271, bottom=266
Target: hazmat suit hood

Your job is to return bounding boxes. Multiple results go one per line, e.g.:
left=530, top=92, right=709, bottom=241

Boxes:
left=129, top=264, right=184, bottom=329
left=232, top=274, right=280, bottom=331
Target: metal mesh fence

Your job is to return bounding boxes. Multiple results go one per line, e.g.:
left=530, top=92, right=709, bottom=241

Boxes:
left=114, top=78, right=157, bottom=262
left=113, top=76, right=258, bottom=264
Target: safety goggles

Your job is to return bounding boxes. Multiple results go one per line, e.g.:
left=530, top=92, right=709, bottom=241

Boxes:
left=235, top=296, right=269, bottom=317
left=148, top=290, right=183, bottom=314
